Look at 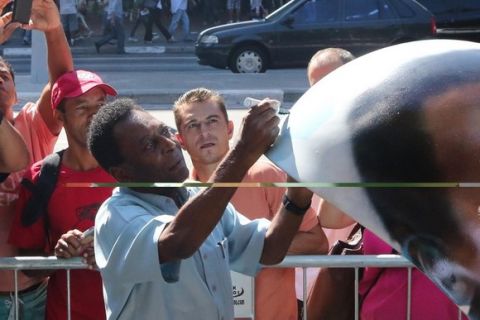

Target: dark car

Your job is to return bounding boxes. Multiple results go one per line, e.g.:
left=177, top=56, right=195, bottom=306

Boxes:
left=416, top=0, right=480, bottom=42
left=195, top=0, right=437, bottom=73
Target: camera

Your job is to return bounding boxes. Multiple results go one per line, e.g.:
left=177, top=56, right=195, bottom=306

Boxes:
left=12, top=0, right=33, bottom=24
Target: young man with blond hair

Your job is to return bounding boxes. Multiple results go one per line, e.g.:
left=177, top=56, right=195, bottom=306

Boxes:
left=173, top=88, right=328, bottom=320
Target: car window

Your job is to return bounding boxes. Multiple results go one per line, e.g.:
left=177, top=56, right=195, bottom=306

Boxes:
left=415, top=0, right=455, bottom=15
left=461, top=0, right=480, bottom=12
left=345, top=0, right=395, bottom=21
left=292, top=0, right=338, bottom=25
left=388, top=0, right=415, bottom=18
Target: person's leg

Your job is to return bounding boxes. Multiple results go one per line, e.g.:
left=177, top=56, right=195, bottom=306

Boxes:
left=114, top=15, right=126, bottom=53
left=227, top=0, right=234, bottom=22
left=152, top=8, right=172, bottom=40
left=68, top=14, right=79, bottom=45
left=130, top=15, right=141, bottom=38
left=181, top=10, right=190, bottom=40
left=235, top=0, right=241, bottom=21
left=144, top=10, right=154, bottom=41
left=168, top=10, right=181, bottom=35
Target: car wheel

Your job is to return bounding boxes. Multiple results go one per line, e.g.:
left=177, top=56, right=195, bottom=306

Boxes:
left=229, top=46, right=268, bottom=73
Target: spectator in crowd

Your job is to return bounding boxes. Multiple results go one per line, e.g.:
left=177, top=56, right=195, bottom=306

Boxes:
left=227, top=0, right=241, bottom=22
left=173, top=88, right=328, bottom=320
left=168, top=0, right=190, bottom=41
left=294, top=48, right=357, bottom=315
left=95, top=0, right=125, bottom=54
left=202, top=0, right=219, bottom=26
left=250, top=0, right=265, bottom=19
left=59, top=0, right=79, bottom=46
left=8, top=70, right=117, bottom=320
left=87, top=98, right=314, bottom=319
left=307, top=47, right=355, bottom=86
left=0, top=0, right=73, bottom=318
left=144, top=0, right=174, bottom=43
left=0, top=109, right=29, bottom=180
left=128, top=6, right=150, bottom=41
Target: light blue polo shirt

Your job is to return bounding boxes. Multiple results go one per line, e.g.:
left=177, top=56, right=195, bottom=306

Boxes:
left=94, top=187, right=269, bottom=320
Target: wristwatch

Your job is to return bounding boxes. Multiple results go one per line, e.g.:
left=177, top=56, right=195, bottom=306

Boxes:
left=282, top=194, right=311, bottom=216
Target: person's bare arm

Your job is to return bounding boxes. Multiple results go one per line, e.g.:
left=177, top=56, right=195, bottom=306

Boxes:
left=317, top=200, right=355, bottom=229
left=288, top=224, right=329, bottom=255
left=0, top=111, right=29, bottom=172
left=158, top=102, right=280, bottom=263
left=26, top=0, right=74, bottom=135
left=260, top=180, right=314, bottom=264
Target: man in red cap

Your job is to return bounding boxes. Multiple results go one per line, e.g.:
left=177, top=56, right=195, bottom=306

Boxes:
left=0, top=0, right=74, bottom=318
left=8, top=69, right=117, bottom=320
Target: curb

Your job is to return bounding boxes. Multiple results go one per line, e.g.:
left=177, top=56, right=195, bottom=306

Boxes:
left=2, top=44, right=195, bottom=57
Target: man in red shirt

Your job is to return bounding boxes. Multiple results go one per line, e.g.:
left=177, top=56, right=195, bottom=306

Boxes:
left=9, top=70, right=117, bottom=320
left=0, top=0, right=74, bottom=318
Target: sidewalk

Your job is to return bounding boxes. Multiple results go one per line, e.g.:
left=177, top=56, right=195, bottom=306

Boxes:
left=1, top=29, right=198, bottom=56
left=13, top=70, right=308, bottom=111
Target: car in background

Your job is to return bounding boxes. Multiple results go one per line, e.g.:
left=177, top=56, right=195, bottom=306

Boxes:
left=416, top=0, right=480, bottom=42
left=195, top=0, right=437, bottom=73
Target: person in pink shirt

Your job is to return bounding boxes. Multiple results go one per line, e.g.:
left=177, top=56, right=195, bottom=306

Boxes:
left=173, top=87, right=328, bottom=320
left=360, top=229, right=468, bottom=320
left=0, top=0, right=73, bottom=318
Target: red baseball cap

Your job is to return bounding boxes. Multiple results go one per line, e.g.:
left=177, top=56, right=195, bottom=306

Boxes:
left=51, top=70, right=117, bottom=110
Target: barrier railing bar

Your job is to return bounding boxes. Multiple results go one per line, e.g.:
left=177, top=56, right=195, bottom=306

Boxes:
left=1, top=255, right=467, bottom=320
left=0, top=255, right=414, bottom=270
left=302, top=267, right=307, bottom=320
left=67, top=269, right=71, bottom=320
left=14, top=269, right=18, bottom=320
left=354, top=267, right=359, bottom=320
left=273, top=255, right=414, bottom=268
left=407, top=267, right=412, bottom=320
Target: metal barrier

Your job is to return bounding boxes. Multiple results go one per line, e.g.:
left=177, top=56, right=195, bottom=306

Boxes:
left=0, top=255, right=465, bottom=320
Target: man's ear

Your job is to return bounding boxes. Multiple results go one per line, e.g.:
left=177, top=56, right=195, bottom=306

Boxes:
left=53, top=109, right=65, bottom=124
left=227, top=120, right=234, bottom=140
left=175, top=133, right=186, bottom=149
left=109, top=165, right=132, bottom=182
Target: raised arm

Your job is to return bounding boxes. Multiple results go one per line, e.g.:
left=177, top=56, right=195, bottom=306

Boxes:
left=26, top=0, right=74, bottom=135
left=260, top=177, right=314, bottom=265
left=0, top=109, right=29, bottom=172
left=317, top=200, right=355, bottom=229
left=288, top=223, right=329, bottom=255
left=158, top=102, right=280, bottom=263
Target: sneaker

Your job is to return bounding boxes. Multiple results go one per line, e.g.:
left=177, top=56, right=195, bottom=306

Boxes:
left=152, top=34, right=160, bottom=40
left=144, top=40, right=153, bottom=44
left=94, top=42, right=100, bottom=54
left=128, top=36, right=139, bottom=42
left=227, top=20, right=233, bottom=23
left=167, top=36, right=176, bottom=43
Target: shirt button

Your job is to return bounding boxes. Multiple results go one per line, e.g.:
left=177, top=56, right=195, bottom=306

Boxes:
left=203, top=254, right=208, bottom=260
